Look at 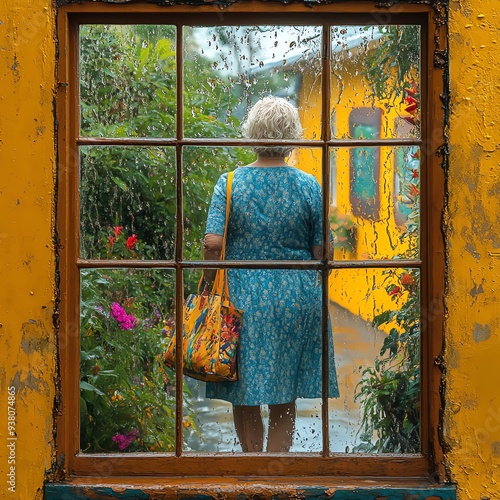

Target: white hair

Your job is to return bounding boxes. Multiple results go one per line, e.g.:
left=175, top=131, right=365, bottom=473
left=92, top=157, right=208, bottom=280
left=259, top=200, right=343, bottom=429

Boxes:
left=241, top=96, right=303, bottom=158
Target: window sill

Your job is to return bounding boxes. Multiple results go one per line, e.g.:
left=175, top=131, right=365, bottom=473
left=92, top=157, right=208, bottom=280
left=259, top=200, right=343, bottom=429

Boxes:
left=45, top=477, right=456, bottom=499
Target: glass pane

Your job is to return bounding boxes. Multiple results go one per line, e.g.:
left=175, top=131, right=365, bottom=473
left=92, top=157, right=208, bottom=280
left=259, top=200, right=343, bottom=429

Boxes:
left=182, top=146, right=252, bottom=261
left=181, top=268, right=329, bottom=453
left=184, top=147, right=323, bottom=260
left=329, top=146, right=420, bottom=260
left=183, top=25, right=322, bottom=139
left=394, top=145, right=421, bottom=231
left=329, top=268, right=421, bottom=453
left=330, top=25, right=421, bottom=139
left=80, top=146, right=176, bottom=260
left=80, top=24, right=177, bottom=138
left=79, top=268, right=182, bottom=453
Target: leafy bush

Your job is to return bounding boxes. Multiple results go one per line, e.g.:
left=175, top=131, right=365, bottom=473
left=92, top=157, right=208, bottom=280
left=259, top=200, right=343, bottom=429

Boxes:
left=354, top=268, right=420, bottom=453
left=79, top=229, right=188, bottom=452
left=79, top=24, right=252, bottom=264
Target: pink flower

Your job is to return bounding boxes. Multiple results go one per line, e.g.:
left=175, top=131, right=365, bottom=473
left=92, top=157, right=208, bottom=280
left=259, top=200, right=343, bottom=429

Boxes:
left=112, top=429, right=139, bottom=451
left=120, top=316, right=137, bottom=330
left=126, top=234, right=138, bottom=251
left=110, top=302, right=137, bottom=330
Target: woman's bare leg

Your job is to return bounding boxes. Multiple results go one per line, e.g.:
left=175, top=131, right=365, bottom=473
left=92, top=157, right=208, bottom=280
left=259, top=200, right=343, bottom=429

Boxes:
left=233, top=405, right=264, bottom=452
left=267, top=402, right=296, bottom=452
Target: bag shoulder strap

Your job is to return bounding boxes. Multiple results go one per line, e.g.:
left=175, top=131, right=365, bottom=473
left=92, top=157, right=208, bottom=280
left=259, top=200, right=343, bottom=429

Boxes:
left=211, top=171, right=233, bottom=299
left=220, top=170, right=233, bottom=261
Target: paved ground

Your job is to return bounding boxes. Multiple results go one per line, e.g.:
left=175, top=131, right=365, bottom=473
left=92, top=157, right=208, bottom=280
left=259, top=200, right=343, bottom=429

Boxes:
left=184, top=303, right=384, bottom=453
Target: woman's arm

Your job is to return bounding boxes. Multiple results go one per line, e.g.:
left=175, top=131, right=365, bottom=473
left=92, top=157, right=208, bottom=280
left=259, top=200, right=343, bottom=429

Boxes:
left=203, top=233, right=224, bottom=283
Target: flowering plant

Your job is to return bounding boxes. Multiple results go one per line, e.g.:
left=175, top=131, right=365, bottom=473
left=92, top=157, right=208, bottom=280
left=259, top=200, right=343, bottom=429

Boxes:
left=402, top=80, right=420, bottom=128
left=354, top=151, right=421, bottom=452
left=354, top=267, right=421, bottom=453
left=98, top=225, right=147, bottom=259
left=79, top=226, right=196, bottom=453
left=110, top=302, right=137, bottom=330
left=112, top=429, right=140, bottom=451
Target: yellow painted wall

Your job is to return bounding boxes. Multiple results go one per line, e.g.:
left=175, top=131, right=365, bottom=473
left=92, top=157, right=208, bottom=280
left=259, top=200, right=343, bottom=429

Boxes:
left=297, top=60, right=416, bottom=324
left=0, top=1, right=499, bottom=498
left=0, top=1, right=56, bottom=498
left=446, top=0, right=500, bottom=497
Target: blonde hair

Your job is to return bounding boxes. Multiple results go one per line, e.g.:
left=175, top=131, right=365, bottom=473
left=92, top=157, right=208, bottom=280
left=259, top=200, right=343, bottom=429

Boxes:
left=241, top=96, right=303, bottom=158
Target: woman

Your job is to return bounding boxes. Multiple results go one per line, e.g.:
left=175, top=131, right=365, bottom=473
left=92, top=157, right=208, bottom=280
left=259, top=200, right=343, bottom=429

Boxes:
left=203, top=96, right=339, bottom=452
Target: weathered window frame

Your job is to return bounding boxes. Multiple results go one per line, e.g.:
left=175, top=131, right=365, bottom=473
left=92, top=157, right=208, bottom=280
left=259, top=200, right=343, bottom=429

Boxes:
left=55, top=0, right=447, bottom=483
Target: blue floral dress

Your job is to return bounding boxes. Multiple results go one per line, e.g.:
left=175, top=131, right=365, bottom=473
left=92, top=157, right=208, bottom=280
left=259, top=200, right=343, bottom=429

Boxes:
left=205, top=166, right=339, bottom=406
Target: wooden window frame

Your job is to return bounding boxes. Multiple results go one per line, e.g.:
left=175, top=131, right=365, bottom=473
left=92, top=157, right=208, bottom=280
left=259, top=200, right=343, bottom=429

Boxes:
left=55, top=0, right=447, bottom=482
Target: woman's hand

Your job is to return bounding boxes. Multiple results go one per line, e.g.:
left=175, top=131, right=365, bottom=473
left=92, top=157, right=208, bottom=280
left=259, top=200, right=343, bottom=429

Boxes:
left=312, top=245, right=322, bottom=260
left=311, top=242, right=333, bottom=260
left=203, top=233, right=224, bottom=283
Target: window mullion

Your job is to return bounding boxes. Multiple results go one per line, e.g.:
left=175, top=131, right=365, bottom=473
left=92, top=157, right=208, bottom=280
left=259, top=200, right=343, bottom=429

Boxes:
left=320, top=22, right=332, bottom=457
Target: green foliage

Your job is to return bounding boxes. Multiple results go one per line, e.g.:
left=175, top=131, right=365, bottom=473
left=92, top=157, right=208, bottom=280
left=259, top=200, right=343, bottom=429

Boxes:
left=79, top=228, right=192, bottom=453
left=354, top=269, right=421, bottom=453
left=80, top=269, right=177, bottom=453
left=362, top=25, right=420, bottom=103
left=329, top=209, right=356, bottom=254
left=352, top=24, right=422, bottom=454
left=79, top=24, right=253, bottom=265
left=80, top=25, right=177, bottom=138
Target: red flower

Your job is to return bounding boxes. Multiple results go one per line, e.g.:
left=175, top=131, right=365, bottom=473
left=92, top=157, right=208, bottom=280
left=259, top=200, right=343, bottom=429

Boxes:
left=126, top=234, right=138, bottom=250
left=408, top=184, right=420, bottom=197
left=113, top=226, right=124, bottom=238
left=403, top=82, right=420, bottom=125
left=108, top=236, right=116, bottom=249
left=412, top=169, right=419, bottom=179
left=401, top=273, right=415, bottom=287
left=389, top=286, right=402, bottom=297
left=404, top=102, right=418, bottom=114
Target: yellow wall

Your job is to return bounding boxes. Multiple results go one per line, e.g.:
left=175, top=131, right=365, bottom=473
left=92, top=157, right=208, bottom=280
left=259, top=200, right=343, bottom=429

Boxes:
left=0, top=1, right=56, bottom=498
left=446, top=0, right=500, bottom=497
left=0, top=1, right=499, bottom=498
left=297, top=60, right=415, bottom=323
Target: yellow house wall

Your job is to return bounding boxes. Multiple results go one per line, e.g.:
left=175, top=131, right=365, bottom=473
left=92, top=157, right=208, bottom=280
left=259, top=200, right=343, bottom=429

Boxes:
left=0, top=0, right=56, bottom=498
left=446, top=0, right=500, bottom=498
left=297, top=62, right=414, bottom=323
left=0, top=1, right=499, bottom=498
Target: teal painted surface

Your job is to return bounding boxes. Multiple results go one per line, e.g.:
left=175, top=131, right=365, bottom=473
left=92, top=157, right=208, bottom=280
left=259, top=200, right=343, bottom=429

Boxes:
left=44, top=483, right=457, bottom=499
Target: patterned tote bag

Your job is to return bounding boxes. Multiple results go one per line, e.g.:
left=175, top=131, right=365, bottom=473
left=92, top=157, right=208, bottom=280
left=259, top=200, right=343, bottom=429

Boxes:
left=164, top=171, right=242, bottom=382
